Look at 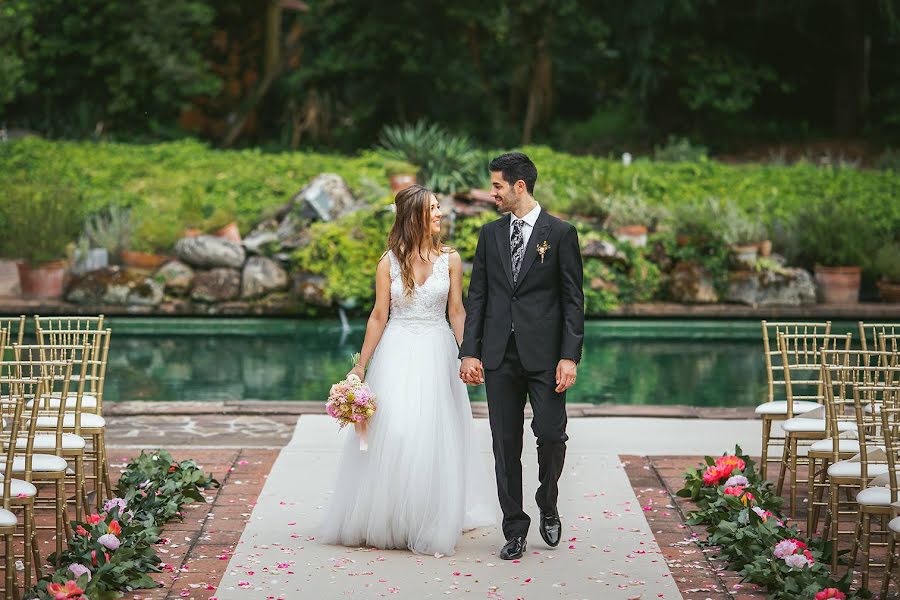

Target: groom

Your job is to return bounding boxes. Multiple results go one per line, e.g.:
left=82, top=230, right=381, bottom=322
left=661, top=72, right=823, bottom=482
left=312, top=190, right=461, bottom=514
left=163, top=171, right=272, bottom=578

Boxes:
left=459, top=152, right=584, bottom=560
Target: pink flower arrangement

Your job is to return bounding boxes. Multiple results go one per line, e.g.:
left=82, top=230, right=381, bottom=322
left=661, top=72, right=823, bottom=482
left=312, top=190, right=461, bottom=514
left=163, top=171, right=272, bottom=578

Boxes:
left=773, top=539, right=814, bottom=568
left=723, top=486, right=755, bottom=505
left=326, top=375, right=377, bottom=429
left=815, top=589, right=846, bottom=600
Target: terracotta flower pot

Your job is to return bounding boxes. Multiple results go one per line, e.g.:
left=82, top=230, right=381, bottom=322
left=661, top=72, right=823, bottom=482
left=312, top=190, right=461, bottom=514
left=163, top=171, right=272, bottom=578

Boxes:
left=814, top=265, right=861, bottom=304
left=757, top=239, right=773, bottom=257
left=214, top=222, right=242, bottom=244
left=389, top=174, right=416, bottom=194
left=878, top=280, right=900, bottom=303
left=730, top=244, right=759, bottom=269
left=121, top=250, right=168, bottom=270
left=17, top=260, right=67, bottom=299
left=613, top=225, right=648, bottom=248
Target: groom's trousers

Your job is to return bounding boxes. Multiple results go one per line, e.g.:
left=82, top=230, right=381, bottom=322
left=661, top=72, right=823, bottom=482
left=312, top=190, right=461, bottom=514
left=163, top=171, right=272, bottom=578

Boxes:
left=484, top=333, right=568, bottom=539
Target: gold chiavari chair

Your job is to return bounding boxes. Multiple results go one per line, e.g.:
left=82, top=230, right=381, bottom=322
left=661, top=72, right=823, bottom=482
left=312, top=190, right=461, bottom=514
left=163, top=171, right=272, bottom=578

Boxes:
left=0, top=361, right=73, bottom=562
left=757, top=321, right=832, bottom=480
left=0, top=316, right=25, bottom=348
left=859, top=322, right=899, bottom=353
left=33, top=327, right=111, bottom=508
left=776, top=332, right=851, bottom=517
left=33, top=315, right=104, bottom=337
left=880, top=333, right=900, bottom=355
left=878, top=393, right=900, bottom=598
left=821, top=355, right=899, bottom=571
left=846, top=382, right=900, bottom=590
left=14, top=345, right=92, bottom=523
left=0, top=380, right=26, bottom=600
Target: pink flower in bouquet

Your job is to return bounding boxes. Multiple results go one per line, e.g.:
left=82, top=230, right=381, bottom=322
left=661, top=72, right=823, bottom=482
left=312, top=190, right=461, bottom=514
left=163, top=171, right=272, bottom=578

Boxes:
left=815, top=589, right=846, bottom=600
left=724, top=486, right=754, bottom=505
left=98, top=533, right=120, bottom=551
left=715, top=455, right=745, bottom=477
left=47, top=581, right=84, bottom=599
left=702, top=465, right=725, bottom=485
left=774, top=539, right=813, bottom=567
left=68, top=563, right=91, bottom=580
left=784, top=553, right=813, bottom=568
left=724, top=475, right=749, bottom=487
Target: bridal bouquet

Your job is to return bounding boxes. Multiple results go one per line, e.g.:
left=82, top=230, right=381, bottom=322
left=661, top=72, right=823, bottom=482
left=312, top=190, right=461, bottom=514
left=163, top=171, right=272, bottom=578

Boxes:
left=326, top=354, right=377, bottom=451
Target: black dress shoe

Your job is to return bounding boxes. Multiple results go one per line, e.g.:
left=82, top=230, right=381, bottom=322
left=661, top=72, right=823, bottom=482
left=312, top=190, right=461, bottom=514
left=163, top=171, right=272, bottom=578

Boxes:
left=539, top=512, right=561, bottom=547
left=499, top=536, right=527, bottom=560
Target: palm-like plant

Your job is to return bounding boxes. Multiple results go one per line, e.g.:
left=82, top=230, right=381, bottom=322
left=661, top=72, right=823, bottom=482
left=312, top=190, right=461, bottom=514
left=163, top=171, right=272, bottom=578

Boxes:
left=378, top=120, right=485, bottom=194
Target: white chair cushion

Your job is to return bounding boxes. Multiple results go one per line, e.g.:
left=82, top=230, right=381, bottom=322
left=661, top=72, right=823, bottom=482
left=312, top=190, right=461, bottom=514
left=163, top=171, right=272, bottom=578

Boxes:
left=0, top=508, right=16, bottom=527
left=35, top=413, right=106, bottom=429
left=890, top=516, right=900, bottom=534
left=0, top=476, right=37, bottom=498
left=755, top=400, right=821, bottom=415
left=2, top=454, right=68, bottom=473
left=810, top=439, right=860, bottom=453
left=827, top=460, right=889, bottom=478
left=857, top=486, right=893, bottom=506
left=14, top=433, right=86, bottom=451
left=782, top=418, right=857, bottom=433
left=27, top=394, right=98, bottom=411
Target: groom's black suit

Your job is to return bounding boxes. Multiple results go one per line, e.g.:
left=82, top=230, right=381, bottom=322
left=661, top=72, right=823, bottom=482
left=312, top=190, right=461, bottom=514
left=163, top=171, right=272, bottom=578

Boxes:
left=459, top=209, right=584, bottom=539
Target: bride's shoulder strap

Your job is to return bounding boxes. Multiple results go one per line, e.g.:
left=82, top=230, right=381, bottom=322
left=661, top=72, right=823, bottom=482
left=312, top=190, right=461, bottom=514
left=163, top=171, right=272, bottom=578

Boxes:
left=384, top=249, right=400, bottom=280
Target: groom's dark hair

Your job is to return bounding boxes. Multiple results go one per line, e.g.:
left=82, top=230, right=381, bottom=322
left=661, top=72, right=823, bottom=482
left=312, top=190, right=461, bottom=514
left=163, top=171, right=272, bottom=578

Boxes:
left=489, top=152, right=537, bottom=195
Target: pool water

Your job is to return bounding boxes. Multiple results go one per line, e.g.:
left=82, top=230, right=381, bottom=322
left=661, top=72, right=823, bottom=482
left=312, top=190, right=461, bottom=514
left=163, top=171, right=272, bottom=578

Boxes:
left=84, top=318, right=858, bottom=407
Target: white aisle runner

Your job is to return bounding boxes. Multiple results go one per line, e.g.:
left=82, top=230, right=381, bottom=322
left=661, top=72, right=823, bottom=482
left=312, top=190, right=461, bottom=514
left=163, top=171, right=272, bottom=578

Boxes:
left=213, top=416, right=759, bottom=599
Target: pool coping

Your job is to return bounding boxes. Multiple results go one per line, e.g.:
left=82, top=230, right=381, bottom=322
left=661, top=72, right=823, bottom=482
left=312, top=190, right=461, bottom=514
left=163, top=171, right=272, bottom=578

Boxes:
left=1, top=298, right=898, bottom=319
left=104, top=400, right=758, bottom=420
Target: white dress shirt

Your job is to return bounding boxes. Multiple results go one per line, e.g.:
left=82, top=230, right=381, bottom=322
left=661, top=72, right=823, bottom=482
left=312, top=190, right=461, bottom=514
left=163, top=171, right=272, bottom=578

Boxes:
left=510, top=203, right=541, bottom=249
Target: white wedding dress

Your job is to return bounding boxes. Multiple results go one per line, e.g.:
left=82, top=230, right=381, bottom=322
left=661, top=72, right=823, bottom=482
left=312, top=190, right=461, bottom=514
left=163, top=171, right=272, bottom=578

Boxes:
left=318, top=250, right=497, bottom=556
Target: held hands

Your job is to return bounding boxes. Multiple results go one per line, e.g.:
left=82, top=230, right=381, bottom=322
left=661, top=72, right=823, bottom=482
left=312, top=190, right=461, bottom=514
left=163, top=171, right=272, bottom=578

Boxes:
left=459, top=357, right=484, bottom=385
left=555, top=359, right=577, bottom=393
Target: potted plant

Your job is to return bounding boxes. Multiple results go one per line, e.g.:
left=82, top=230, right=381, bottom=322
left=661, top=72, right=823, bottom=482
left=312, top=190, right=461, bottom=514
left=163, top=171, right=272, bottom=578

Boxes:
left=793, top=198, right=885, bottom=304
left=83, top=205, right=133, bottom=266
left=384, top=159, right=418, bottom=194
left=1, top=184, right=84, bottom=298
left=872, top=242, right=900, bottom=303
left=670, top=198, right=723, bottom=248
left=721, top=204, right=767, bottom=269
left=126, top=209, right=181, bottom=270
left=604, top=195, right=667, bottom=248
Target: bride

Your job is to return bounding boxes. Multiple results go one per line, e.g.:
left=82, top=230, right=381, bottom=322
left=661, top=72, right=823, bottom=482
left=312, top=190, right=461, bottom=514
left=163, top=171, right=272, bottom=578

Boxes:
left=318, top=184, right=496, bottom=556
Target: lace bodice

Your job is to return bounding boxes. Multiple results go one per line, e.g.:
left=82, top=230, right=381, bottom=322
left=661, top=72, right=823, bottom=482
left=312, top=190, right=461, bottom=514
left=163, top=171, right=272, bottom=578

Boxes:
left=387, top=250, right=450, bottom=324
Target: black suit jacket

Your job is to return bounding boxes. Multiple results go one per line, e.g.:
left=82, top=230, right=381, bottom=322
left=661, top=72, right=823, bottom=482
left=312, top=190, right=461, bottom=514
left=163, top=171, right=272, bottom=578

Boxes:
left=459, top=209, right=585, bottom=371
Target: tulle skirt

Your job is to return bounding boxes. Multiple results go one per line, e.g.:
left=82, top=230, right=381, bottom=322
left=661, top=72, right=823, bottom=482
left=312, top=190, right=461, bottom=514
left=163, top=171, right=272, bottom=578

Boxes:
left=318, top=318, right=497, bottom=556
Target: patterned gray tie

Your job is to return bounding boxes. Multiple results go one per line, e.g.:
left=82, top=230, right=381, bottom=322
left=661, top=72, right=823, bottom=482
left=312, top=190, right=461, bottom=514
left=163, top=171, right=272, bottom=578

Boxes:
left=510, top=218, right=525, bottom=283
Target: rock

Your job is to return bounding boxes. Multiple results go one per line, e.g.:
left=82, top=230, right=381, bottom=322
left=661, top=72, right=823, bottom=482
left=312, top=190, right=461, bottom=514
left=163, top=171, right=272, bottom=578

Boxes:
left=669, top=261, right=719, bottom=303
left=127, top=279, right=165, bottom=306
left=275, top=213, right=312, bottom=249
left=726, top=268, right=817, bottom=306
left=582, top=239, right=628, bottom=265
left=65, top=267, right=164, bottom=306
left=241, top=256, right=289, bottom=299
left=155, top=261, right=194, bottom=296
left=294, top=174, right=360, bottom=222
left=293, top=271, right=330, bottom=306
left=175, top=235, right=246, bottom=269
left=242, top=230, right=279, bottom=255
left=191, top=268, right=241, bottom=303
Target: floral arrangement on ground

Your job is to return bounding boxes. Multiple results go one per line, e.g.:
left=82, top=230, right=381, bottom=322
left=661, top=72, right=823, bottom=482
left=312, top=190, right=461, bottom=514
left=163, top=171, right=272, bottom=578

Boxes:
left=24, top=450, right=219, bottom=600
left=676, top=447, right=869, bottom=600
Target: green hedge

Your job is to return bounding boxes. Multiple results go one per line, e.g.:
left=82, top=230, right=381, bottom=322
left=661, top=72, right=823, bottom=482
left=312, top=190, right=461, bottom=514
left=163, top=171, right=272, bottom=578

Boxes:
left=1, top=138, right=897, bottom=314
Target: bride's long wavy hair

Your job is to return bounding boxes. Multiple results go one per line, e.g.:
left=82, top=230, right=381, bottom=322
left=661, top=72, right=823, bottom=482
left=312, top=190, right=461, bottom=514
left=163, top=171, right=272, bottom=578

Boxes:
left=387, top=184, right=447, bottom=297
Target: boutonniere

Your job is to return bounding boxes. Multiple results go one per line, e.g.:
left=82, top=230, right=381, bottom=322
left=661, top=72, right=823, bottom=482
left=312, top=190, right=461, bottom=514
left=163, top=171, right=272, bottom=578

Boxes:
left=537, top=240, right=551, bottom=263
